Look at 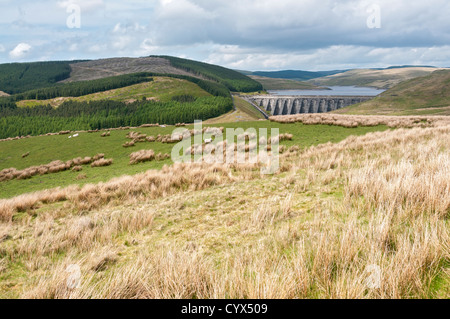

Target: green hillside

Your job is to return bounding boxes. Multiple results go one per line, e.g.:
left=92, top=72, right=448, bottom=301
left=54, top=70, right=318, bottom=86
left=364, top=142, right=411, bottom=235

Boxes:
left=310, top=67, right=444, bottom=89
left=16, top=76, right=212, bottom=108
left=0, top=56, right=262, bottom=139
left=161, top=56, right=263, bottom=92
left=0, top=122, right=386, bottom=198
left=334, top=69, right=450, bottom=115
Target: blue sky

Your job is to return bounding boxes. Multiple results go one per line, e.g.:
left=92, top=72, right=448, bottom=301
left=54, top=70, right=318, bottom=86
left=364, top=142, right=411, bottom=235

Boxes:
left=1, top=0, right=450, bottom=70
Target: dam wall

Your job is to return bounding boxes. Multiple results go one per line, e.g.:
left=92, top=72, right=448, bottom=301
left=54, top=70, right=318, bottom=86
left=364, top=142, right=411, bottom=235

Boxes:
left=247, top=95, right=373, bottom=115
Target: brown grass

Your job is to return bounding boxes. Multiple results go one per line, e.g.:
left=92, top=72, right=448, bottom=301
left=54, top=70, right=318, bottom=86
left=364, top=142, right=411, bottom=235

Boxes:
left=91, top=158, right=113, bottom=168
left=270, top=113, right=450, bottom=128
left=0, top=154, right=107, bottom=182
left=1, top=123, right=449, bottom=299
left=129, top=150, right=155, bottom=165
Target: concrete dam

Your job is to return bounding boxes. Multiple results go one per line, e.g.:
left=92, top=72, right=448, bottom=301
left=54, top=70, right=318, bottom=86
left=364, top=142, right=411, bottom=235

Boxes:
left=247, top=95, right=373, bottom=116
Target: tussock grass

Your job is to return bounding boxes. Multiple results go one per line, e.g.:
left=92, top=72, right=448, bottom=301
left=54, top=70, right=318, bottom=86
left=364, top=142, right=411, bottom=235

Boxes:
left=270, top=113, right=450, bottom=128
left=129, top=150, right=155, bottom=165
left=0, top=153, right=107, bottom=182
left=1, top=122, right=449, bottom=299
left=91, top=158, right=113, bottom=168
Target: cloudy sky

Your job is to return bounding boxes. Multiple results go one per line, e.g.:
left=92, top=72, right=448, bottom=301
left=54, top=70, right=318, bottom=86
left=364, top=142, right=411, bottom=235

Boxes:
left=0, top=0, right=449, bottom=70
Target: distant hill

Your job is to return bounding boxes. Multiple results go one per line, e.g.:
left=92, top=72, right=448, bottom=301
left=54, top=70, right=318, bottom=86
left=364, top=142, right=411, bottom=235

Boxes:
left=245, top=70, right=345, bottom=81
left=248, top=75, right=326, bottom=90
left=0, top=56, right=263, bottom=138
left=309, top=67, right=445, bottom=89
left=0, top=56, right=262, bottom=94
left=334, top=69, right=450, bottom=115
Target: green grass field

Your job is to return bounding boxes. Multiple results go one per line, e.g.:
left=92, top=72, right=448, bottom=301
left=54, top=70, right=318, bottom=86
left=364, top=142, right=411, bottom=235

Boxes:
left=16, top=77, right=211, bottom=108
left=0, top=122, right=388, bottom=198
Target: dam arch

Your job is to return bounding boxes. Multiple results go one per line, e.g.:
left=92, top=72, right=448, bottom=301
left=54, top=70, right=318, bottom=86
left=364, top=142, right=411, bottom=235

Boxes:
left=247, top=95, right=373, bottom=116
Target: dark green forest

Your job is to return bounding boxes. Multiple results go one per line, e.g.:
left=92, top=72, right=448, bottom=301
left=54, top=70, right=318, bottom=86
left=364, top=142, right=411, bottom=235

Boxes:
left=0, top=61, right=85, bottom=94
left=160, top=56, right=263, bottom=93
left=0, top=97, right=233, bottom=138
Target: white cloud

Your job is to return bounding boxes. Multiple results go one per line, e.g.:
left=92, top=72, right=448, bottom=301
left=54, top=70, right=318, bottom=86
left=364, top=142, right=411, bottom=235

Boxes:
left=57, top=0, right=104, bottom=12
left=0, top=44, right=5, bottom=52
left=9, top=43, right=31, bottom=59
left=2, top=0, right=450, bottom=68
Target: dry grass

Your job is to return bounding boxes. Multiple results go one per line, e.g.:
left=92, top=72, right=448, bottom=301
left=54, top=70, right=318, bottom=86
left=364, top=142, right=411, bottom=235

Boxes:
left=0, top=154, right=106, bottom=182
left=1, top=123, right=449, bottom=299
left=270, top=113, right=450, bottom=128
left=129, top=149, right=155, bottom=165
left=91, top=158, right=113, bottom=168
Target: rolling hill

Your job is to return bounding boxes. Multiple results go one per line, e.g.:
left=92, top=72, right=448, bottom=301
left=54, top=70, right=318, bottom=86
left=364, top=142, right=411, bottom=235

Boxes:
left=16, top=76, right=212, bottom=108
left=248, top=75, right=326, bottom=90
left=334, top=69, right=450, bottom=115
left=248, top=69, right=345, bottom=81
left=0, top=56, right=267, bottom=139
left=309, top=66, right=446, bottom=89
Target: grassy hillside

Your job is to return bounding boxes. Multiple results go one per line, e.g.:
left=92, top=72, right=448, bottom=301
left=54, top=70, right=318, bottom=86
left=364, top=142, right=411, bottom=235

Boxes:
left=16, top=77, right=212, bottom=108
left=0, top=122, right=386, bottom=198
left=0, top=70, right=234, bottom=139
left=0, top=121, right=448, bottom=299
left=204, top=96, right=265, bottom=124
left=161, top=56, right=263, bottom=93
left=334, top=69, right=450, bottom=115
left=65, top=56, right=262, bottom=93
left=249, top=75, right=326, bottom=90
left=310, top=67, right=445, bottom=89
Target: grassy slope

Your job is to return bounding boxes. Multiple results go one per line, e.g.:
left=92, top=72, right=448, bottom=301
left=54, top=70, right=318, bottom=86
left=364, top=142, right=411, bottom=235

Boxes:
left=334, top=70, right=450, bottom=115
left=249, top=75, right=326, bottom=90
left=16, top=77, right=211, bottom=108
left=0, top=122, right=387, bottom=198
left=204, top=96, right=265, bottom=124
left=1, top=124, right=448, bottom=299
left=310, top=67, right=444, bottom=89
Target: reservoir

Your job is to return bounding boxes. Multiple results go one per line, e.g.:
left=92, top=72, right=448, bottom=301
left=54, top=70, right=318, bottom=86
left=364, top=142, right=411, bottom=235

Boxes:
left=268, top=86, right=385, bottom=96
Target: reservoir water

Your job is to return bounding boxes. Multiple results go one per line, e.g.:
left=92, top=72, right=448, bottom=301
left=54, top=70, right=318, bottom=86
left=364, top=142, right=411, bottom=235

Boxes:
left=268, top=86, right=385, bottom=96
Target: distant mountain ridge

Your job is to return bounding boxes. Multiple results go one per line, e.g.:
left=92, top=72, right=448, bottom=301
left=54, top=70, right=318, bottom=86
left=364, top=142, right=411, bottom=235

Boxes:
left=239, top=66, right=442, bottom=88
left=244, top=70, right=346, bottom=81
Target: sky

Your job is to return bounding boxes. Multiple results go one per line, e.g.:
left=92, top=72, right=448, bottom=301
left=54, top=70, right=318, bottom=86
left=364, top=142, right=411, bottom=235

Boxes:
left=0, top=0, right=449, bottom=71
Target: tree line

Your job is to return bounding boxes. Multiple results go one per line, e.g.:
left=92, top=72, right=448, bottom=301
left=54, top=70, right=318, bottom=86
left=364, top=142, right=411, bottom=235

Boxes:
left=0, top=61, right=84, bottom=94
left=0, top=97, right=233, bottom=138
